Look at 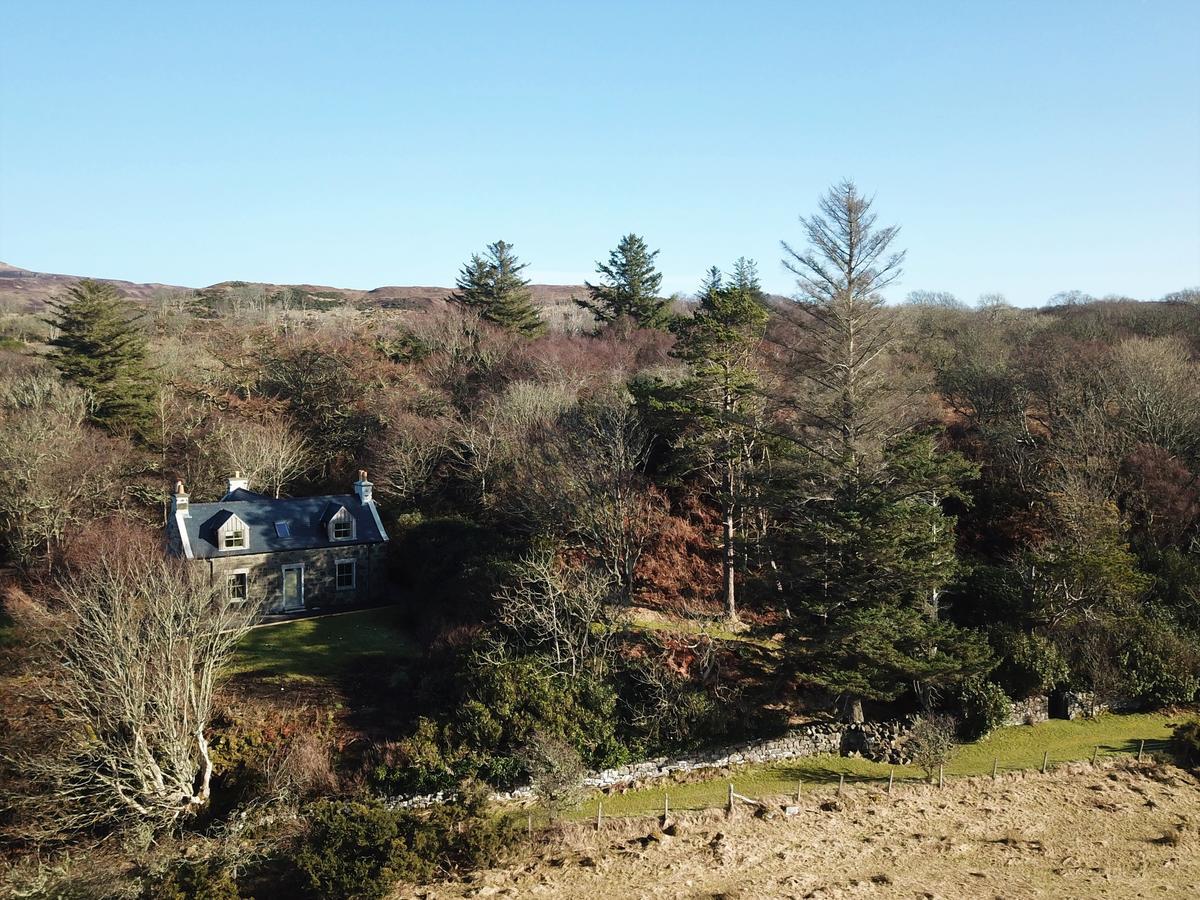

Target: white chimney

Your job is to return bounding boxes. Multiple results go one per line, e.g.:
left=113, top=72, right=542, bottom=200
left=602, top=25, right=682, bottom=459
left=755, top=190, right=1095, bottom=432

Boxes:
left=354, top=469, right=373, bottom=504
left=227, top=470, right=249, bottom=495
left=171, top=480, right=190, bottom=517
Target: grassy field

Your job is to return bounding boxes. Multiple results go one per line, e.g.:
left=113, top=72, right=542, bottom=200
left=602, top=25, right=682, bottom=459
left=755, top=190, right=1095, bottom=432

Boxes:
left=226, top=605, right=419, bottom=683
left=576, top=712, right=1179, bottom=819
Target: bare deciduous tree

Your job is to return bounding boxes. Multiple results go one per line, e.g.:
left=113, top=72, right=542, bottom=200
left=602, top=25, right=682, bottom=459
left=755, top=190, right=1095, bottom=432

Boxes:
left=370, top=406, right=452, bottom=503
left=7, top=549, right=259, bottom=835
left=513, top=391, right=665, bottom=602
left=0, top=372, right=129, bottom=569
left=495, top=547, right=620, bottom=677
left=1109, top=336, right=1200, bottom=457
left=449, top=380, right=575, bottom=507
left=214, top=417, right=312, bottom=498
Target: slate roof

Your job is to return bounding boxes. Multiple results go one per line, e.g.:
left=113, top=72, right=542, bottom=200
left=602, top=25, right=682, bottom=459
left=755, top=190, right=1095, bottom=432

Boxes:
left=175, top=488, right=387, bottom=559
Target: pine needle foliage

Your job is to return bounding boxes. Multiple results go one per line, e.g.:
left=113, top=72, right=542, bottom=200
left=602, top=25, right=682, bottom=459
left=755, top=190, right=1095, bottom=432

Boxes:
left=44, top=279, right=155, bottom=437
left=448, top=240, right=546, bottom=336
left=576, top=233, right=670, bottom=328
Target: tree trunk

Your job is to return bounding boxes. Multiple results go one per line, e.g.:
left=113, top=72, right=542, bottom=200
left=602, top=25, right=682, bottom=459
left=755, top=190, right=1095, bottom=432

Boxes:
left=845, top=697, right=865, bottom=724
left=723, top=501, right=737, bottom=623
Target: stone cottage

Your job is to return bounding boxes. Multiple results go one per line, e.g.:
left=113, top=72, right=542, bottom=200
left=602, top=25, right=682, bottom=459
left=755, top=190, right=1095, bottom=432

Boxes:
left=166, top=471, right=389, bottom=614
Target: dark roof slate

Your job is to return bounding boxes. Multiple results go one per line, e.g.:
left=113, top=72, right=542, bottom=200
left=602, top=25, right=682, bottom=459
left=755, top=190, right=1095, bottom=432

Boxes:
left=177, top=493, right=386, bottom=559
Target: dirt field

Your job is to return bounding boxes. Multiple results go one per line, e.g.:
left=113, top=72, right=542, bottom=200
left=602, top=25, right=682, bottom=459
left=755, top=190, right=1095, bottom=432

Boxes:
left=410, top=761, right=1199, bottom=899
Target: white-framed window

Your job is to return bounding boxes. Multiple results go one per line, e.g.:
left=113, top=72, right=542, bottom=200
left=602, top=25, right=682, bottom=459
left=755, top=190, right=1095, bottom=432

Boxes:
left=335, top=559, right=356, bottom=590
left=219, top=514, right=249, bottom=550
left=226, top=569, right=249, bottom=604
left=328, top=506, right=355, bottom=541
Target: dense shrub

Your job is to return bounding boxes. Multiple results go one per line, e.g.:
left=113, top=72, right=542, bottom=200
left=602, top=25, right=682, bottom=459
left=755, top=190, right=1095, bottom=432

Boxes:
left=293, top=787, right=516, bottom=899
left=1171, top=720, right=1200, bottom=768
left=1122, top=623, right=1200, bottom=707
left=616, top=651, right=742, bottom=753
left=521, top=730, right=586, bottom=822
left=207, top=701, right=338, bottom=816
left=452, top=652, right=628, bottom=786
left=993, top=630, right=1069, bottom=699
left=364, top=718, right=469, bottom=796
left=957, top=677, right=1012, bottom=741
left=142, top=860, right=240, bottom=900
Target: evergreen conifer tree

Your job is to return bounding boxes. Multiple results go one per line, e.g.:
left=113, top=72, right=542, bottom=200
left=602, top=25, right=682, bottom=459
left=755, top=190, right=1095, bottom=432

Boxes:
left=649, top=263, right=768, bottom=623
left=45, top=279, right=155, bottom=437
left=773, top=183, right=990, bottom=720
left=576, top=233, right=669, bottom=328
left=448, top=240, right=545, bottom=336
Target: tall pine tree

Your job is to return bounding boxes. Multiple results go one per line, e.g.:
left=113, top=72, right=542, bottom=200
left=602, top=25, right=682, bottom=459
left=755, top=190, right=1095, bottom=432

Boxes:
left=45, top=279, right=155, bottom=437
left=448, top=240, right=546, bottom=336
left=576, top=233, right=670, bottom=328
left=773, top=182, right=990, bottom=721
left=649, top=264, right=768, bottom=623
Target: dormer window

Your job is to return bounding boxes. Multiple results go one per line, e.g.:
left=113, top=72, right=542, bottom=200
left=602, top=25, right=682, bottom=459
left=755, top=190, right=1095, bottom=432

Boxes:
left=217, top=513, right=249, bottom=551
left=327, top=505, right=355, bottom=541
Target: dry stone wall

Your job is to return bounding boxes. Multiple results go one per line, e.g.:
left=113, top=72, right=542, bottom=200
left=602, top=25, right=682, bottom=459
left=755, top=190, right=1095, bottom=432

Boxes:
left=582, top=718, right=917, bottom=793
left=1004, top=695, right=1050, bottom=727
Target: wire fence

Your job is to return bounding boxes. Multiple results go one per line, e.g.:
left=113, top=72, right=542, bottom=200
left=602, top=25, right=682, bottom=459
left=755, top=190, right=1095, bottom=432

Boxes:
left=579, top=738, right=1171, bottom=826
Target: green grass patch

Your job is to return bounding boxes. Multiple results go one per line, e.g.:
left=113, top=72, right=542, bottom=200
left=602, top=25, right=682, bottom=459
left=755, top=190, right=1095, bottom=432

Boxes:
left=624, top=616, right=780, bottom=649
left=574, top=712, right=1177, bottom=819
left=226, top=605, right=419, bottom=683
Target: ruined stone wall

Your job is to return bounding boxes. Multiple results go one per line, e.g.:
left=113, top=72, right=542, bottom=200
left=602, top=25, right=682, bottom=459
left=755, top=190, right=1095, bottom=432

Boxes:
left=1004, top=695, right=1050, bottom=727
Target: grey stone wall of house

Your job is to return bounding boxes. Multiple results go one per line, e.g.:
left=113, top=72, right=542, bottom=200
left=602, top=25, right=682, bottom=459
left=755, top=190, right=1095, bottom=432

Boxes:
left=203, top=543, right=385, bottom=613
left=1004, top=695, right=1050, bottom=727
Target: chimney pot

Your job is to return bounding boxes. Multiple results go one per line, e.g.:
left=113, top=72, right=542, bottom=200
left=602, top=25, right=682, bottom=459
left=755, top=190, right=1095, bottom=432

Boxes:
left=354, top=469, right=373, bottom=504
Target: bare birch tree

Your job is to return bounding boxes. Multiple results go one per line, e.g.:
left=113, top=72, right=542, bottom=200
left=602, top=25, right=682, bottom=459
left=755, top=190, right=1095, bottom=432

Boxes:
left=214, top=418, right=312, bottom=498
left=8, top=551, right=259, bottom=835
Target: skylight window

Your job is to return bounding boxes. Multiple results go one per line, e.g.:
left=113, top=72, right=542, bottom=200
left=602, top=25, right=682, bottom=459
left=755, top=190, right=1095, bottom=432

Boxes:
left=275, top=522, right=291, bottom=538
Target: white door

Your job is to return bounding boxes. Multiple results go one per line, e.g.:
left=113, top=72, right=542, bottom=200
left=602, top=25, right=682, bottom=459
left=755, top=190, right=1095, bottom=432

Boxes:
left=281, top=565, right=304, bottom=611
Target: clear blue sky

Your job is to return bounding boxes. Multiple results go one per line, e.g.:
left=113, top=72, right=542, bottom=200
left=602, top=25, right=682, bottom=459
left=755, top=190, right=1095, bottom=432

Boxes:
left=2, top=1, right=1198, bottom=304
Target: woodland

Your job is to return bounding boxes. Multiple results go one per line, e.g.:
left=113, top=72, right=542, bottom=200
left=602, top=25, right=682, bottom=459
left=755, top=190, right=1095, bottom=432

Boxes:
left=1, top=182, right=1199, bottom=897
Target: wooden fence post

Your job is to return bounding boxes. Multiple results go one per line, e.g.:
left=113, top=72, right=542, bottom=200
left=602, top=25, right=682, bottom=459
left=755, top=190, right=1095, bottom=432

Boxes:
left=887, top=768, right=894, bottom=795
left=596, top=801, right=602, bottom=831
left=992, top=757, right=998, bottom=780
left=727, top=782, right=734, bottom=816
left=938, top=765, right=944, bottom=789
left=837, top=774, right=845, bottom=796
left=1041, top=750, right=1049, bottom=774
left=527, top=813, right=533, bottom=838
left=1091, top=746, right=1099, bottom=765
left=796, top=779, right=802, bottom=802
left=1138, top=740, right=1145, bottom=763
left=664, top=792, right=669, bottom=819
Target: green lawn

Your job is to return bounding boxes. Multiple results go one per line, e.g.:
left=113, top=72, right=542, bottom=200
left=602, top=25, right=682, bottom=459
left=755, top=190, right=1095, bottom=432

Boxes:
left=226, top=605, right=419, bottom=683
left=576, top=712, right=1179, bottom=819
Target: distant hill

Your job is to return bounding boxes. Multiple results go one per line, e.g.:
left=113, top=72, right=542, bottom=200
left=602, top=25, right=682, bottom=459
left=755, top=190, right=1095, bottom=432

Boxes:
left=0, top=261, right=588, bottom=312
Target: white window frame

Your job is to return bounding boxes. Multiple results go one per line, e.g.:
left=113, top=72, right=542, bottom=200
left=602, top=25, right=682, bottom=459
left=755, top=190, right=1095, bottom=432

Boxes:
left=334, top=558, right=356, bottom=591
left=329, top=506, right=356, bottom=541
left=219, top=514, right=249, bottom=551
left=226, top=568, right=249, bottom=605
